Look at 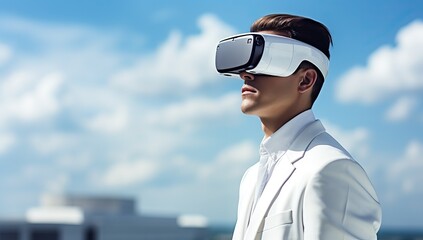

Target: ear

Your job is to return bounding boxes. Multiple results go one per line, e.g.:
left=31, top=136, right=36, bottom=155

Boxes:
left=298, top=69, right=317, bottom=93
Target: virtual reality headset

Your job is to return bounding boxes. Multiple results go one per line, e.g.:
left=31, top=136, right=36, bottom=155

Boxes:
left=215, top=33, right=329, bottom=79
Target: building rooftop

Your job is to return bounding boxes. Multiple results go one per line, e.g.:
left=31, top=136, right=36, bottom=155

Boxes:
left=40, top=195, right=136, bottom=216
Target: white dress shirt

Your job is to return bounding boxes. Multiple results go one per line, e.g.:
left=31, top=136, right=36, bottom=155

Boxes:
left=253, top=110, right=315, bottom=206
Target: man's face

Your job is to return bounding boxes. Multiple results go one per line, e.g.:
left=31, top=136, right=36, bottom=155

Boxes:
left=239, top=30, right=304, bottom=120
left=240, top=72, right=301, bottom=119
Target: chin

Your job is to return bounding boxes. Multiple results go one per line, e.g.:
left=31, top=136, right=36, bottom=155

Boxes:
left=240, top=107, right=250, bottom=115
left=241, top=106, right=258, bottom=116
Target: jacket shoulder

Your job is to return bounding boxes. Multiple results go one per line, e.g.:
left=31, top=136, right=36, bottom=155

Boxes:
left=300, top=131, right=354, bottom=168
left=296, top=131, right=379, bottom=201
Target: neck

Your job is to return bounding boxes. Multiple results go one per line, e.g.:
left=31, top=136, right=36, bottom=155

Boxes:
left=260, top=107, right=310, bottom=138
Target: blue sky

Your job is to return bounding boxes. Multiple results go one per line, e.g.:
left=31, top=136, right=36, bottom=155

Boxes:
left=0, top=0, right=422, bottom=230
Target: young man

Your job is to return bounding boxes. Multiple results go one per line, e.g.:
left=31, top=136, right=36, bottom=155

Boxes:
left=215, top=14, right=381, bottom=239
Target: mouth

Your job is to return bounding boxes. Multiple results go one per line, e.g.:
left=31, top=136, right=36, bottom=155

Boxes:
left=241, top=85, right=257, bottom=95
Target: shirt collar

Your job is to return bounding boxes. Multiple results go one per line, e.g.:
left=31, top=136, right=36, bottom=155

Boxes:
left=260, top=109, right=316, bottom=159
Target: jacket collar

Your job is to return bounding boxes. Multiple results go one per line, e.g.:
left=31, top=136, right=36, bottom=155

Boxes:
left=260, top=110, right=316, bottom=161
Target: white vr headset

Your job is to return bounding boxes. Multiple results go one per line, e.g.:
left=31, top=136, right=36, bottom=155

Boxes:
left=215, top=33, right=329, bottom=79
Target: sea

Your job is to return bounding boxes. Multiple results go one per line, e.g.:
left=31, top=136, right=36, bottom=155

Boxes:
left=378, top=230, right=423, bottom=240
left=208, top=226, right=423, bottom=240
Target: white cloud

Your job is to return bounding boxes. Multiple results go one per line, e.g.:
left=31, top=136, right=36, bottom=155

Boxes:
left=0, top=71, right=63, bottom=124
left=336, top=20, right=423, bottom=104
left=83, top=106, right=129, bottom=134
left=0, top=131, right=16, bottom=154
left=151, top=9, right=176, bottom=23
left=211, top=140, right=257, bottom=179
left=147, top=92, right=240, bottom=127
left=44, top=174, right=69, bottom=195
left=101, top=159, right=159, bottom=187
left=0, top=14, right=244, bottom=223
left=57, top=153, right=92, bottom=171
left=215, top=140, right=257, bottom=165
left=29, top=133, right=77, bottom=155
left=387, top=140, right=423, bottom=194
left=385, top=96, right=419, bottom=122
left=110, top=14, right=236, bottom=95
left=0, top=16, right=123, bottom=84
left=199, top=140, right=257, bottom=180
left=0, top=15, right=120, bottom=53
left=0, top=15, right=135, bottom=135
left=133, top=140, right=257, bottom=222
left=0, top=42, right=12, bottom=65
left=322, top=120, right=370, bottom=160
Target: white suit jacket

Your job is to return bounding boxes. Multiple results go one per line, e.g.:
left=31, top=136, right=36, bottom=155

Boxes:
left=232, top=120, right=381, bottom=240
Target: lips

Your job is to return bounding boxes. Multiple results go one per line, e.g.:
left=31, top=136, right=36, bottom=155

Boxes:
left=241, top=85, right=257, bottom=95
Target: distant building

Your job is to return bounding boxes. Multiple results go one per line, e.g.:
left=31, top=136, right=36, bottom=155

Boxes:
left=0, top=195, right=209, bottom=240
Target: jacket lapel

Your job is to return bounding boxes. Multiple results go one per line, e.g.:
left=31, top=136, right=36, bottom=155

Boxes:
left=244, top=160, right=295, bottom=240
left=232, top=164, right=259, bottom=240
left=244, top=120, right=326, bottom=240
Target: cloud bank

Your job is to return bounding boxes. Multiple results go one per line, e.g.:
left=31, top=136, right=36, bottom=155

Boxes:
left=0, top=13, right=244, bottom=222
left=336, top=20, right=423, bottom=104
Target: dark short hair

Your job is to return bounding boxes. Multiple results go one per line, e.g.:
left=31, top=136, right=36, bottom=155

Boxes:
left=250, top=14, right=333, bottom=105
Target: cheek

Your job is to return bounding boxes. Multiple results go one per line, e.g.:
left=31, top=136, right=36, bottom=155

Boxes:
left=263, top=82, right=295, bottom=98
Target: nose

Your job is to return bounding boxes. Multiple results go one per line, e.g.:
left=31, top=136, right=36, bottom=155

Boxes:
left=240, top=72, right=255, bottom=81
